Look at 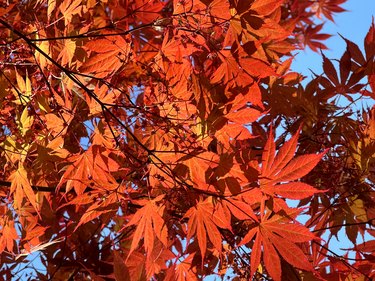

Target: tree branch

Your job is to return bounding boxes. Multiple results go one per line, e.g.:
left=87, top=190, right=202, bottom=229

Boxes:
left=0, top=180, right=63, bottom=193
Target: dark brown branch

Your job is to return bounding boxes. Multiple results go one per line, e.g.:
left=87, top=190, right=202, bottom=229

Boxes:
left=1, top=23, right=154, bottom=45
left=313, top=219, right=375, bottom=232
left=313, top=241, right=372, bottom=280
left=0, top=180, right=63, bottom=193
left=0, top=17, right=191, bottom=192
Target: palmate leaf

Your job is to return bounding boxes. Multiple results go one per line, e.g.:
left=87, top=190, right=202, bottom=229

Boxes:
left=0, top=0, right=370, bottom=280
left=174, top=254, right=198, bottom=281
left=57, top=145, right=120, bottom=194
left=0, top=221, right=19, bottom=253
left=57, top=39, right=76, bottom=67
left=124, top=195, right=168, bottom=257
left=260, top=126, right=327, bottom=198
left=9, top=164, right=39, bottom=213
left=80, top=35, right=131, bottom=78
left=302, top=24, right=332, bottom=52
left=59, top=0, right=82, bottom=25
left=12, top=71, right=32, bottom=105
left=239, top=208, right=318, bottom=280
left=71, top=191, right=119, bottom=231
left=236, top=128, right=325, bottom=279
left=211, top=55, right=275, bottom=88
left=313, top=0, right=346, bottom=22
left=185, top=197, right=231, bottom=262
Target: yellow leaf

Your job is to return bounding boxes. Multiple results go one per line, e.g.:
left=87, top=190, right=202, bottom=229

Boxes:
left=60, top=0, right=83, bottom=25
left=47, top=137, right=69, bottom=158
left=47, top=0, right=56, bottom=19
left=12, top=71, right=32, bottom=104
left=36, top=41, right=50, bottom=69
left=35, top=28, right=50, bottom=69
left=349, top=196, right=368, bottom=222
left=257, top=263, right=263, bottom=274
left=19, top=107, right=34, bottom=136
left=1, top=135, right=29, bottom=164
left=36, top=95, right=51, bottom=113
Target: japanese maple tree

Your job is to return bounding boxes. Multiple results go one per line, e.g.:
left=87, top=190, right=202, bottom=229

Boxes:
left=0, top=0, right=374, bottom=280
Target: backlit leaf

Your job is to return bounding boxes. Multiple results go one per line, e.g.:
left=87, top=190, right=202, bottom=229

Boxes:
left=81, top=36, right=131, bottom=77
left=57, top=39, right=76, bottom=66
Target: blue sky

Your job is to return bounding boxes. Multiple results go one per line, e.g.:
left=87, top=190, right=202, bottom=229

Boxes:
left=292, top=0, right=375, bottom=76
left=292, top=0, right=375, bottom=266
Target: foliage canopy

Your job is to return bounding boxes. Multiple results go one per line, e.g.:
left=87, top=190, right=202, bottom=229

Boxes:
left=0, top=0, right=374, bottom=280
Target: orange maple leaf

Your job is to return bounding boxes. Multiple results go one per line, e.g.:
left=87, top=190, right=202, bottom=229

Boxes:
left=125, top=195, right=168, bottom=257
left=260, top=127, right=327, bottom=199
left=81, top=36, right=131, bottom=78
left=239, top=207, right=318, bottom=280
left=9, top=165, right=39, bottom=213
left=57, top=145, right=119, bottom=194
left=185, top=197, right=231, bottom=262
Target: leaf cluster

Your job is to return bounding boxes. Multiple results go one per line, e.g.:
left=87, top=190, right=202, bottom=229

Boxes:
left=0, top=0, right=374, bottom=280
